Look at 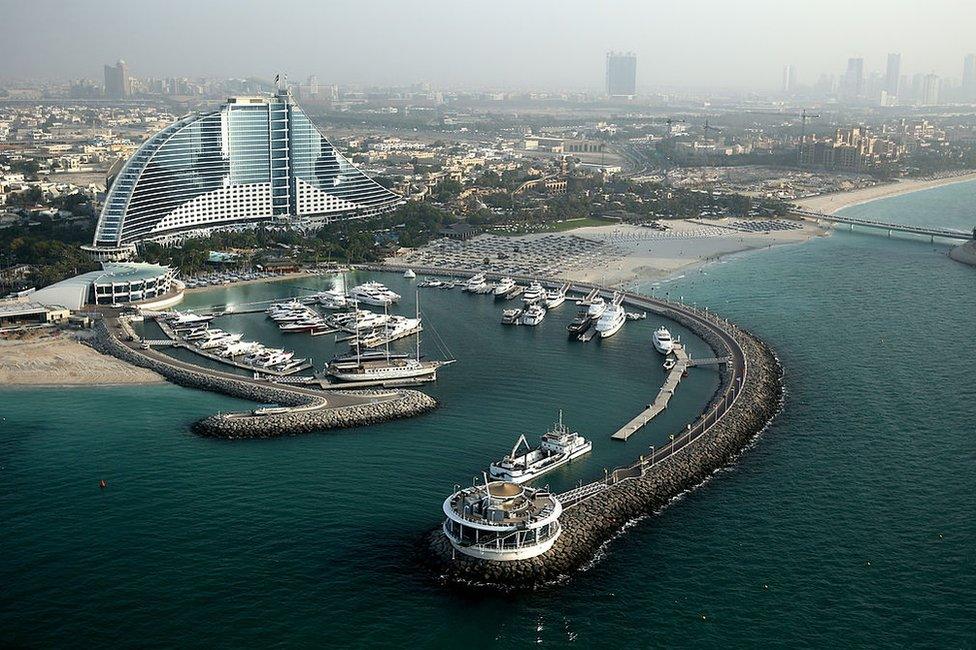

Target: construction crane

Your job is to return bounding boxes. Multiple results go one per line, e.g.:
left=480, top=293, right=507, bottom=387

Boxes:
left=700, top=118, right=723, bottom=182
left=797, top=108, right=820, bottom=164
left=663, top=117, right=686, bottom=139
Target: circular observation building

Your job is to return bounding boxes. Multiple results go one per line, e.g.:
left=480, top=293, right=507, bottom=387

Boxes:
left=442, top=481, right=562, bottom=561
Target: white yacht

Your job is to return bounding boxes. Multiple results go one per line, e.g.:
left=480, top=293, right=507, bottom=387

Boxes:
left=198, top=331, right=243, bottom=349
left=595, top=304, right=626, bottom=338
left=317, top=289, right=348, bottom=310
left=279, top=317, right=327, bottom=333
left=218, top=341, right=261, bottom=358
left=521, top=304, right=546, bottom=326
left=464, top=273, right=487, bottom=293
left=348, top=282, right=401, bottom=306
left=403, top=269, right=416, bottom=279
left=418, top=277, right=443, bottom=288
left=652, top=326, right=674, bottom=354
left=489, top=412, right=593, bottom=484
left=586, top=297, right=607, bottom=320
left=168, top=312, right=213, bottom=327
left=522, top=282, right=547, bottom=304
left=494, top=277, right=516, bottom=296
left=361, top=316, right=422, bottom=347
left=326, top=356, right=441, bottom=382
left=501, top=307, right=523, bottom=325
left=544, top=287, right=567, bottom=309
left=325, top=291, right=451, bottom=383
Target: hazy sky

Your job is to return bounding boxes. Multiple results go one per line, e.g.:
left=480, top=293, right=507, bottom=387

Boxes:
left=2, top=0, right=974, bottom=90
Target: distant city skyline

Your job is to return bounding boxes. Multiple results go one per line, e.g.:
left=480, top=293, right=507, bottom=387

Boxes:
left=1, top=0, right=975, bottom=91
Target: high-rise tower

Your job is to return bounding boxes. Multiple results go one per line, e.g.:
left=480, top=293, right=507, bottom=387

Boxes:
left=605, top=52, right=637, bottom=99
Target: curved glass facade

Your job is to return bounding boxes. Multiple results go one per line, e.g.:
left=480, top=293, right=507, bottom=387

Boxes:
left=92, top=91, right=401, bottom=249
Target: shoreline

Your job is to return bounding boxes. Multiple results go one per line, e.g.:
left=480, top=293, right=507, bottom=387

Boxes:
left=558, top=219, right=828, bottom=288
left=795, top=171, right=976, bottom=215
left=181, top=271, right=335, bottom=295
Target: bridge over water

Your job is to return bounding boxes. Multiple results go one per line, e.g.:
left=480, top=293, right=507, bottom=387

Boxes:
left=794, top=209, right=975, bottom=241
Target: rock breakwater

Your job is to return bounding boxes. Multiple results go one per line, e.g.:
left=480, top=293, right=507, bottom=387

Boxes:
left=87, top=321, right=437, bottom=438
left=425, top=321, right=782, bottom=590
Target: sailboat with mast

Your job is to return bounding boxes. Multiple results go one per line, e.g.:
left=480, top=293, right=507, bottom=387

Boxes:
left=323, top=290, right=453, bottom=383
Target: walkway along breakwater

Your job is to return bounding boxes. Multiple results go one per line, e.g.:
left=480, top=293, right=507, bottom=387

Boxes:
left=372, top=265, right=784, bottom=590
left=86, top=316, right=437, bottom=439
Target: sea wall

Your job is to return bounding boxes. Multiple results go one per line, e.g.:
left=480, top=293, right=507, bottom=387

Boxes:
left=949, top=241, right=976, bottom=268
left=87, top=321, right=437, bottom=438
left=424, top=324, right=782, bottom=590
left=192, top=390, right=437, bottom=439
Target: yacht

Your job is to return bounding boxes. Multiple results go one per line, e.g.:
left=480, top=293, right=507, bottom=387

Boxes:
left=464, top=273, right=487, bottom=293
left=348, top=282, right=401, bottom=306
left=522, top=282, right=546, bottom=304
left=266, top=299, right=305, bottom=316
left=168, top=312, right=213, bottom=327
left=279, top=317, right=327, bottom=333
left=652, top=326, right=674, bottom=354
left=325, top=291, right=451, bottom=383
left=595, top=304, right=626, bottom=338
left=418, top=277, right=443, bottom=288
left=247, top=349, right=294, bottom=366
left=521, top=304, right=546, bottom=326
left=361, top=316, right=422, bottom=347
left=403, top=269, right=416, bottom=279
left=317, top=289, right=348, bottom=310
left=586, top=297, right=607, bottom=320
left=218, top=341, right=261, bottom=358
left=544, top=287, right=567, bottom=309
left=488, top=412, right=592, bottom=484
left=501, top=308, right=523, bottom=325
left=494, top=277, right=516, bottom=296
left=566, top=309, right=592, bottom=336
left=198, top=331, right=242, bottom=349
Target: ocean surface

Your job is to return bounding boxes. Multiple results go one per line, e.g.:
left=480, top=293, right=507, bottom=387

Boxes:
left=2, top=181, right=975, bottom=647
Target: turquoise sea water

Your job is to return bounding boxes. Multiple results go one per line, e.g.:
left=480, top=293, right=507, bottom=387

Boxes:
left=2, top=182, right=975, bottom=647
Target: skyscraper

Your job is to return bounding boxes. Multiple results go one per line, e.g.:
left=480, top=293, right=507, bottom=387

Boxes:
left=782, top=65, right=796, bottom=93
left=963, top=54, right=976, bottom=101
left=103, top=59, right=131, bottom=99
left=842, top=58, right=864, bottom=100
left=605, top=52, right=637, bottom=98
left=884, top=53, right=901, bottom=97
left=921, top=74, right=940, bottom=106
left=87, top=89, right=401, bottom=257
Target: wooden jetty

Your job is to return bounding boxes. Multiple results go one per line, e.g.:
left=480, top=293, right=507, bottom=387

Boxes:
left=611, top=343, right=690, bottom=441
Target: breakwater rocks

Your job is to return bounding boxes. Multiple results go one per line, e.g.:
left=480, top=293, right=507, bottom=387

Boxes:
left=86, top=322, right=438, bottom=438
left=425, top=325, right=782, bottom=590
left=192, top=390, right=438, bottom=439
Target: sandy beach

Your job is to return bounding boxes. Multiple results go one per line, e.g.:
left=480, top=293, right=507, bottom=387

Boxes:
left=795, top=171, right=976, bottom=214
left=562, top=218, right=826, bottom=287
left=0, top=334, right=164, bottom=386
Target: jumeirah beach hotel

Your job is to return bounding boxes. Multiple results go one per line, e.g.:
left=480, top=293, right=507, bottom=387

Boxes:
left=84, top=88, right=402, bottom=260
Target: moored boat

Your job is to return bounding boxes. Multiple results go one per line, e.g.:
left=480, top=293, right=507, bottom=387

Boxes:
left=488, top=412, right=592, bottom=484
left=521, top=303, right=546, bottom=326
left=595, top=304, right=626, bottom=338
left=652, top=326, right=674, bottom=354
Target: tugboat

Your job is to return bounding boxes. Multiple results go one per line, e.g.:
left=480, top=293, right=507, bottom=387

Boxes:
left=489, top=412, right=593, bottom=484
